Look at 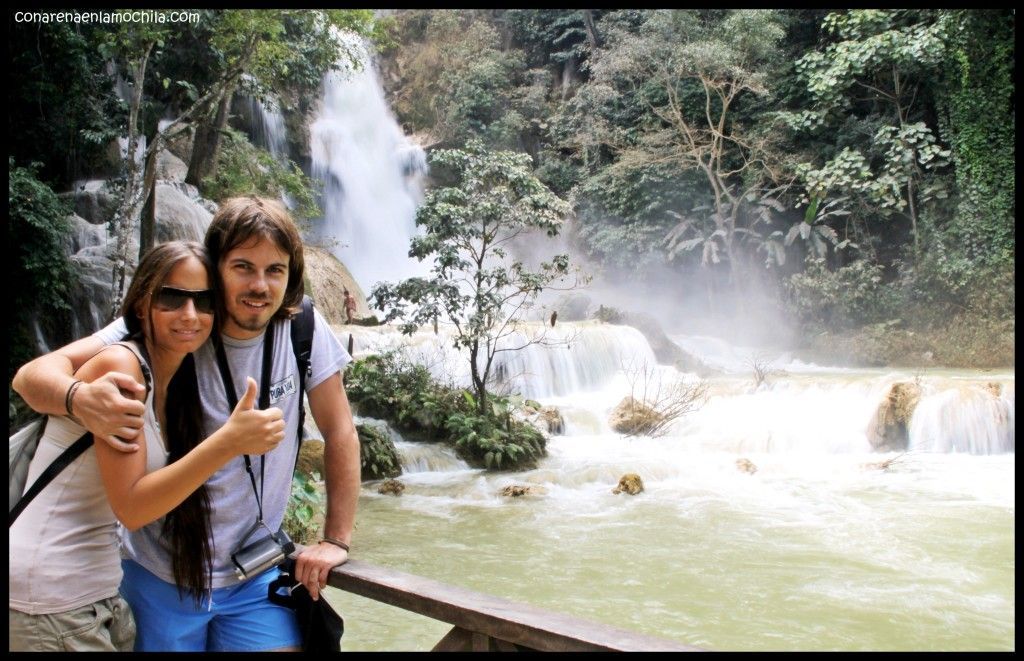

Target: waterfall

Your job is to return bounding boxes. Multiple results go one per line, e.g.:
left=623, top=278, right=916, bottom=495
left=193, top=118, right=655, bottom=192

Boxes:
left=247, top=95, right=288, bottom=159
left=308, top=34, right=428, bottom=293
left=909, top=383, right=1015, bottom=454
left=348, top=321, right=659, bottom=400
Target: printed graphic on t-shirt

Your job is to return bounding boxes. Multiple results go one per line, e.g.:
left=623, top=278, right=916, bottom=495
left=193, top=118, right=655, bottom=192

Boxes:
left=269, top=374, right=296, bottom=404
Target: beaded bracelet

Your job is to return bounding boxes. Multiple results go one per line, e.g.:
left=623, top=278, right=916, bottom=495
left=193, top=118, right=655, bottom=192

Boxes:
left=320, top=537, right=350, bottom=552
left=65, top=380, right=83, bottom=417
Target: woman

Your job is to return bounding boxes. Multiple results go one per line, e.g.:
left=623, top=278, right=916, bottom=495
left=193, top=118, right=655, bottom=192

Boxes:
left=9, top=241, right=286, bottom=651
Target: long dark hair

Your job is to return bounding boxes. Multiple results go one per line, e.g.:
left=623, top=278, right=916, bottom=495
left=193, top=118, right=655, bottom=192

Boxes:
left=121, top=241, right=215, bottom=604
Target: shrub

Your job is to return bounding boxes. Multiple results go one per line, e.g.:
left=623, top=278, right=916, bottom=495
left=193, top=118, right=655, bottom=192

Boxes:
left=346, top=351, right=547, bottom=471
left=787, top=257, right=897, bottom=331
left=202, top=128, right=321, bottom=223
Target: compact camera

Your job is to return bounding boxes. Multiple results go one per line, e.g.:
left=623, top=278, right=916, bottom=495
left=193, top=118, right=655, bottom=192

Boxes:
left=231, top=523, right=295, bottom=580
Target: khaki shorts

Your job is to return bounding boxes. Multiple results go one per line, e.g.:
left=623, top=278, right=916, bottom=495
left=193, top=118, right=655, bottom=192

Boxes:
left=9, top=594, right=136, bottom=652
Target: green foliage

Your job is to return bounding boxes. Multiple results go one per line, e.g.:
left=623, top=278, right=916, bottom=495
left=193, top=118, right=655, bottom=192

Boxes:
left=387, top=12, right=528, bottom=148
left=9, top=161, right=76, bottom=379
left=786, top=257, right=896, bottom=331
left=346, top=352, right=449, bottom=439
left=937, top=9, right=1015, bottom=273
left=796, top=10, right=951, bottom=114
left=8, top=22, right=124, bottom=186
left=573, top=10, right=790, bottom=278
left=201, top=128, right=321, bottom=221
left=346, top=352, right=547, bottom=472
left=502, top=10, right=598, bottom=69
left=445, top=392, right=547, bottom=471
left=358, top=424, right=403, bottom=480
left=282, top=471, right=324, bottom=546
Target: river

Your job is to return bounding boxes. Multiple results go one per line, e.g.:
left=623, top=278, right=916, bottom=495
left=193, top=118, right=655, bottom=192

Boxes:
left=323, top=324, right=1015, bottom=651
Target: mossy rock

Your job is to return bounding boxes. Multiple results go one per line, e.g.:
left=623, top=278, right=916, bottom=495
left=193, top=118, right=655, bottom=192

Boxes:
left=358, top=423, right=402, bottom=481
left=866, top=382, right=922, bottom=452
left=296, top=440, right=326, bottom=479
left=377, top=478, right=405, bottom=496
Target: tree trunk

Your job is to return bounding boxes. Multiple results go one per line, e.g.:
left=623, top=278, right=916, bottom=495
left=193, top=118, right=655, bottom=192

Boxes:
left=109, top=45, right=154, bottom=320
left=906, top=177, right=920, bottom=256
left=138, top=139, right=159, bottom=260
left=581, top=10, right=602, bottom=50
left=185, top=84, right=235, bottom=188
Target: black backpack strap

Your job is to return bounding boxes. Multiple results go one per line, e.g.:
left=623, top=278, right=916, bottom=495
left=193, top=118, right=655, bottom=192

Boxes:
left=10, top=340, right=152, bottom=528
left=10, top=431, right=93, bottom=527
left=290, top=296, right=316, bottom=471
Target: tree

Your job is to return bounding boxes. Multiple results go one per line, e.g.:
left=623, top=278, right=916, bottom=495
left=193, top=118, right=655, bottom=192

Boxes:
left=387, top=11, right=527, bottom=149
left=372, top=140, right=581, bottom=415
left=9, top=161, right=75, bottom=381
left=573, top=10, right=789, bottom=282
left=788, top=9, right=954, bottom=256
left=100, top=9, right=380, bottom=316
left=619, top=358, right=708, bottom=437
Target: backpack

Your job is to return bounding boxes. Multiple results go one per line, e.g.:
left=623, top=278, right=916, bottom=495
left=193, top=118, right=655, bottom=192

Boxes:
left=290, top=295, right=316, bottom=457
left=9, top=342, right=152, bottom=527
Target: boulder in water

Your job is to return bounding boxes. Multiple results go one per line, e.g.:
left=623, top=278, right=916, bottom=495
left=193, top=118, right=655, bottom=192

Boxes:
left=609, top=397, right=663, bottom=436
left=156, top=149, right=189, bottom=182
left=155, top=182, right=213, bottom=242
left=377, top=478, right=405, bottom=496
left=521, top=405, right=565, bottom=436
left=867, top=382, right=922, bottom=452
left=61, top=180, right=117, bottom=226
left=500, top=484, right=547, bottom=498
left=736, top=458, right=758, bottom=474
left=612, top=473, right=644, bottom=495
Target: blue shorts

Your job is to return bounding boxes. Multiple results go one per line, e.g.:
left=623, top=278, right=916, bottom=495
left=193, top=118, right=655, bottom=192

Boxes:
left=119, top=559, right=302, bottom=652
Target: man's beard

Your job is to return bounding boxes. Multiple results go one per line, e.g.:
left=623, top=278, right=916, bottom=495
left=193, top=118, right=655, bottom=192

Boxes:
left=229, top=312, right=271, bottom=333
left=229, top=296, right=274, bottom=332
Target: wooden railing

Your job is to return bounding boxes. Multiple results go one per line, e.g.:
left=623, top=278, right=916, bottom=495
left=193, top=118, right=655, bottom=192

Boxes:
left=325, top=559, right=703, bottom=652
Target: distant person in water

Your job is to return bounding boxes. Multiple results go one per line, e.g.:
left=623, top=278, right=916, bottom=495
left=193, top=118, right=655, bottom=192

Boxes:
left=343, top=289, right=357, bottom=324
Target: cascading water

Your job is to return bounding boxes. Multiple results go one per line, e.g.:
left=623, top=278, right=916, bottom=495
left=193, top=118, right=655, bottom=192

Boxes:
left=246, top=94, right=288, bottom=160
left=308, top=34, right=428, bottom=293
left=334, top=320, right=1014, bottom=651
left=348, top=322, right=1015, bottom=457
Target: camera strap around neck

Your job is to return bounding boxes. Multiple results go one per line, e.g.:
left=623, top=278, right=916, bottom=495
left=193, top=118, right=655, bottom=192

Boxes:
left=214, top=322, right=276, bottom=522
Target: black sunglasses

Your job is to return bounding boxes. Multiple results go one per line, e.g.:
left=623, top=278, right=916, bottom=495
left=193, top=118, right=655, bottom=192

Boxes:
left=154, top=287, right=215, bottom=315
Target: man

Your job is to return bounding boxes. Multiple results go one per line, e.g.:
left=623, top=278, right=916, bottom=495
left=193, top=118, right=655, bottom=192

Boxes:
left=12, top=197, right=360, bottom=652
left=343, top=288, right=357, bottom=324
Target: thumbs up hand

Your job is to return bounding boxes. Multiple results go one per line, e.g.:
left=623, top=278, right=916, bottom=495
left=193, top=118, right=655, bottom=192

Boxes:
left=224, top=377, right=286, bottom=456
left=235, top=376, right=259, bottom=412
